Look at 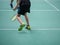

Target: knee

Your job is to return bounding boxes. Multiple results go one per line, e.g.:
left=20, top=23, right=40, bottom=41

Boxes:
left=17, top=14, right=20, bottom=17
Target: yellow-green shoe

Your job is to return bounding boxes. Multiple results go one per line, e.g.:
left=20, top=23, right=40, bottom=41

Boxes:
left=25, top=25, right=31, bottom=30
left=18, top=24, right=25, bottom=31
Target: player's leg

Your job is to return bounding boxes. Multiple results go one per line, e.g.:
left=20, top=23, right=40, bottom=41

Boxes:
left=16, top=14, right=25, bottom=31
left=24, top=13, right=29, bottom=25
left=24, top=13, right=31, bottom=30
left=16, top=14, right=23, bottom=24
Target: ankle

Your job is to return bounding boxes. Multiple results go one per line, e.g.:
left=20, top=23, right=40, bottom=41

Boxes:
left=27, top=25, right=30, bottom=26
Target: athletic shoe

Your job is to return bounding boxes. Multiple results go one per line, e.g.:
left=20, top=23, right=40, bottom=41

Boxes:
left=18, top=23, right=25, bottom=31
left=25, top=25, right=31, bottom=30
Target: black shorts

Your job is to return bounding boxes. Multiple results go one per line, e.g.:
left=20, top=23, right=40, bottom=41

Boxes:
left=18, top=5, right=30, bottom=15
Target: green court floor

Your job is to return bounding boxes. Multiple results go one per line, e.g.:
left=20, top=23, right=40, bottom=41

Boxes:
left=0, top=30, right=60, bottom=45
left=0, top=0, right=60, bottom=45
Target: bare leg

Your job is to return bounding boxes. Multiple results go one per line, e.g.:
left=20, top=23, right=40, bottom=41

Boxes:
left=24, top=13, right=31, bottom=30
left=16, top=14, right=25, bottom=31
left=24, top=13, right=30, bottom=25
left=16, top=14, right=23, bottom=25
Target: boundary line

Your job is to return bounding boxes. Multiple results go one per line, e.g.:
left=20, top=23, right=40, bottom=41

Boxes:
left=44, top=0, right=60, bottom=11
left=0, top=10, right=60, bottom=12
left=0, top=28, right=60, bottom=30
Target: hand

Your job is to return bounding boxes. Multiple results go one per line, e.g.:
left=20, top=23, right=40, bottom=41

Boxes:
left=13, top=7, right=16, bottom=11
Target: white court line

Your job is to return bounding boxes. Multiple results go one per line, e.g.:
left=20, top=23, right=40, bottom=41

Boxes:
left=0, top=10, right=60, bottom=12
left=0, top=28, right=60, bottom=30
left=44, top=0, right=60, bottom=11
left=0, top=29, right=17, bottom=30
